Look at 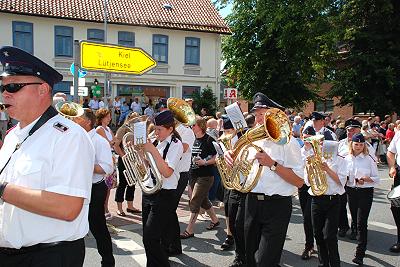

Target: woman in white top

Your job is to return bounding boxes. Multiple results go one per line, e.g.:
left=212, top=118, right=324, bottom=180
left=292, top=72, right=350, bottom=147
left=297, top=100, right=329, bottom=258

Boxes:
left=95, top=108, right=115, bottom=220
left=142, top=110, right=184, bottom=267
left=345, top=133, right=379, bottom=265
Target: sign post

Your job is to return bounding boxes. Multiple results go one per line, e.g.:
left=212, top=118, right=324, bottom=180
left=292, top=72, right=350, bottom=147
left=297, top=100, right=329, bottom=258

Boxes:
left=80, top=41, right=157, bottom=75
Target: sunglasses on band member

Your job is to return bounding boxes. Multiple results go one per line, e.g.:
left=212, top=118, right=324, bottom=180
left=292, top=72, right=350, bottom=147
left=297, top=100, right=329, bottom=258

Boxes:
left=0, top=83, right=43, bottom=93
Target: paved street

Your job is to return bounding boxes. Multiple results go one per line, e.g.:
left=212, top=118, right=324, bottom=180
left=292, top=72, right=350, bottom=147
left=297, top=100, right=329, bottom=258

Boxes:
left=84, top=165, right=400, bottom=267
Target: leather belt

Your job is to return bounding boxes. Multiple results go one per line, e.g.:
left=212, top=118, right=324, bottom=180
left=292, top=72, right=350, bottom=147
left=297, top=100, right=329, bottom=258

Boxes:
left=0, top=239, right=81, bottom=255
left=312, top=194, right=339, bottom=200
left=249, top=193, right=289, bottom=201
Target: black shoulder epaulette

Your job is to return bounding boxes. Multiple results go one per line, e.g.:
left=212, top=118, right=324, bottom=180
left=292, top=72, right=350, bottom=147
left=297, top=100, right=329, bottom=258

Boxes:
left=337, top=154, right=345, bottom=159
left=368, top=154, right=377, bottom=163
left=53, top=122, right=69, bottom=132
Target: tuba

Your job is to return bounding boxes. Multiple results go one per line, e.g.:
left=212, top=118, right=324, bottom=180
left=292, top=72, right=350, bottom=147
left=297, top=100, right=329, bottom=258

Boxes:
left=167, top=97, right=196, bottom=126
left=121, top=115, right=163, bottom=194
left=217, top=108, right=292, bottom=193
left=55, top=101, right=84, bottom=119
left=304, top=135, right=328, bottom=196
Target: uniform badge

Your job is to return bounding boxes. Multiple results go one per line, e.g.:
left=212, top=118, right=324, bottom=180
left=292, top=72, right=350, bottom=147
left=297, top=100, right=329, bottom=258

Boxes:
left=53, top=122, right=69, bottom=132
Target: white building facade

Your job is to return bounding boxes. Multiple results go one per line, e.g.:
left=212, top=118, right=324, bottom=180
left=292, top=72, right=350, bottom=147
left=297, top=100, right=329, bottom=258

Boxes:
left=0, top=0, right=230, bottom=103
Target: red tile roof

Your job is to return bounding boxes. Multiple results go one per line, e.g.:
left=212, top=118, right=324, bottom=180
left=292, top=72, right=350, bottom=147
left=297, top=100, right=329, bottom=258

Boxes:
left=0, top=0, right=231, bottom=34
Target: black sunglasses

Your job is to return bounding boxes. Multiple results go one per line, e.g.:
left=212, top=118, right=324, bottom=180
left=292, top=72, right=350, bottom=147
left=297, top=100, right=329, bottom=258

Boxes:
left=0, top=83, right=43, bottom=93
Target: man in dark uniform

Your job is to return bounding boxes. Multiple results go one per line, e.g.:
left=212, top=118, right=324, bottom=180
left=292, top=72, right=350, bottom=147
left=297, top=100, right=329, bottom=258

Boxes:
left=0, top=46, right=94, bottom=266
left=305, top=111, right=337, bottom=141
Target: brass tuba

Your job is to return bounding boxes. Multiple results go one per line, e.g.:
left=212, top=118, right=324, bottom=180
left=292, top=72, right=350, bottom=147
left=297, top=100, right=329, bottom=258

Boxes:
left=304, top=135, right=328, bottom=196
left=217, top=108, right=292, bottom=193
left=167, top=97, right=196, bottom=126
left=121, top=115, right=163, bottom=194
left=54, top=101, right=84, bottom=119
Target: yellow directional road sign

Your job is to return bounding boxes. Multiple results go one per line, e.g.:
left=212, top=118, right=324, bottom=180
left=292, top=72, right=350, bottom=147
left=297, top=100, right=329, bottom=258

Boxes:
left=80, top=41, right=157, bottom=75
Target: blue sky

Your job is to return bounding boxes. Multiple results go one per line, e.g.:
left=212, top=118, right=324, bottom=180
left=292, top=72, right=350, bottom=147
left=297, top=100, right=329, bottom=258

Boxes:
left=218, top=3, right=232, bottom=18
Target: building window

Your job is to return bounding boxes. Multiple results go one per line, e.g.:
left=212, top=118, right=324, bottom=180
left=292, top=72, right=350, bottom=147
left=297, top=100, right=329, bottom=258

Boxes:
left=118, top=31, right=135, bottom=47
left=185, top=37, right=200, bottom=65
left=55, top=26, right=73, bottom=57
left=53, top=81, right=73, bottom=97
left=12, top=21, right=33, bottom=54
left=87, top=29, right=104, bottom=42
left=315, top=99, right=334, bottom=113
left=152, top=35, right=168, bottom=63
left=182, top=86, right=200, bottom=99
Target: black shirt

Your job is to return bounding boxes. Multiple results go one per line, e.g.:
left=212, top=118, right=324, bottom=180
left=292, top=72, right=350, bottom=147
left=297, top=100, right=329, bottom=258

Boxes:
left=191, top=133, right=217, bottom=178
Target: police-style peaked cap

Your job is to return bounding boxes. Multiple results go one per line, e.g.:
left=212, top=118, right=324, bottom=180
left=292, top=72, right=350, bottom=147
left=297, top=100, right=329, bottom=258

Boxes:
left=0, top=46, right=63, bottom=87
left=311, top=111, right=326, bottom=121
left=251, top=92, right=285, bottom=112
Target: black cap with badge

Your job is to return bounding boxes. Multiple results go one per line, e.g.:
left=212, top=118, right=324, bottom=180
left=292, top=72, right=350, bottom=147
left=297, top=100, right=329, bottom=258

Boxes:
left=345, top=119, right=362, bottom=129
left=0, top=46, right=63, bottom=87
left=311, top=111, right=326, bottom=121
left=250, top=92, right=285, bottom=112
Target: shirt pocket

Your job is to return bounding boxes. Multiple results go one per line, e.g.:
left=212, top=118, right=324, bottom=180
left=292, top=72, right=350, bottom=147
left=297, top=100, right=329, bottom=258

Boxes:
left=14, top=160, right=44, bottom=189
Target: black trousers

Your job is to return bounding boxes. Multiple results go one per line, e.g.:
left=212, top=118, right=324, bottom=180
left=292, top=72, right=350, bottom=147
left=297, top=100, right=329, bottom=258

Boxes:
left=347, top=187, right=374, bottom=253
left=311, top=195, right=341, bottom=267
left=115, top=162, right=135, bottom=202
left=89, top=181, right=115, bottom=267
left=298, top=184, right=314, bottom=248
left=391, top=169, right=400, bottom=243
left=338, top=187, right=350, bottom=231
left=244, top=193, right=292, bottom=267
left=228, top=190, right=246, bottom=261
left=0, top=238, right=85, bottom=267
left=142, top=189, right=176, bottom=267
left=161, top=172, right=190, bottom=252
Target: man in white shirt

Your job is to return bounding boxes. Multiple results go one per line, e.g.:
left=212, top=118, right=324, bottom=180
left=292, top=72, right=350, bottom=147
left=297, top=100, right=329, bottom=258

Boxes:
left=89, top=96, right=100, bottom=111
left=131, top=97, right=142, bottom=115
left=225, top=92, right=304, bottom=267
left=74, top=109, right=115, bottom=267
left=0, top=46, right=94, bottom=266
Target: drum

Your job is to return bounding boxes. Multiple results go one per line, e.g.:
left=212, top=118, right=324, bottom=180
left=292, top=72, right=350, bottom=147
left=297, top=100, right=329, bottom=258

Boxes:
left=387, top=185, right=400, bottom=207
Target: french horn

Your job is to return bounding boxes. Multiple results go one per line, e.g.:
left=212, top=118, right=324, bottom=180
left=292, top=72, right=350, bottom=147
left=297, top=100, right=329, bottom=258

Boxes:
left=216, top=108, right=292, bottom=193
left=121, top=115, right=163, bottom=194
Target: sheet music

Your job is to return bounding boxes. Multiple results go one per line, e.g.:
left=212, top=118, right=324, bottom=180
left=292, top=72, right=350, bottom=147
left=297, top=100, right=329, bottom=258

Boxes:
left=225, top=102, right=247, bottom=131
left=133, top=121, right=147, bottom=145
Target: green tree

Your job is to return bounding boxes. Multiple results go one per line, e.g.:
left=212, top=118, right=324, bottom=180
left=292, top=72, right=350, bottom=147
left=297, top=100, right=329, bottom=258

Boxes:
left=192, top=86, right=218, bottom=116
left=327, top=0, right=400, bottom=117
left=222, top=0, right=340, bottom=108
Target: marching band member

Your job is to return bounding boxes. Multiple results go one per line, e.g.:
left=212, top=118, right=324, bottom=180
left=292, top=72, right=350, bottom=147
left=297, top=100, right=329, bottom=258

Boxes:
left=387, top=131, right=400, bottom=253
left=0, top=46, right=94, bottom=266
left=303, top=136, right=346, bottom=267
left=225, top=92, right=304, bottom=267
left=337, top=119, right=376, bottom=239
left=161, top=103, right=196, bottom=256
left=141, top=110, right=184, bottom=267
left=299, top=126, right=317, bottom=260
left=303, top=112, right=337, bottom=141
left=345, top=133, right=379, bottom=265
left=74, top=109, right=115, bottom=267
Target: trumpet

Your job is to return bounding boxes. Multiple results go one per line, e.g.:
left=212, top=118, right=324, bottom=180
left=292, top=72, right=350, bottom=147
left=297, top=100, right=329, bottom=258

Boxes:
left=0, top=103, right=10, bottom=111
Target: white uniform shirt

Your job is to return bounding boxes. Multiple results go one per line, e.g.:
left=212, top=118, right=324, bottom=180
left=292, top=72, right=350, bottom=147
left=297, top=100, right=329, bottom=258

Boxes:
left=303, top=149, right=347, bottom=196
left=345, top=153, right=379, bottom=188
left=98, top=100, right=105, bottom=109
left=249, top=137, right=303, bottom=196
left=89, top=129, right=114, bottom=184
left=176, top=124, right=195, bottom=173
left=388, top=131, right=400, bottom=165
left=131, top=102, right=142, bottom=114
left=0, top=114, right=94, bottom=248
left=143, top=135, right=183, bottom=190
left=89, top=99, right=99, bottom=110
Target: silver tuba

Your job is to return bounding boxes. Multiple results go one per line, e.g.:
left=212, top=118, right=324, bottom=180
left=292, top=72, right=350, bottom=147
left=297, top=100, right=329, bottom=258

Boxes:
left=121, top=115, right=163, bottom=194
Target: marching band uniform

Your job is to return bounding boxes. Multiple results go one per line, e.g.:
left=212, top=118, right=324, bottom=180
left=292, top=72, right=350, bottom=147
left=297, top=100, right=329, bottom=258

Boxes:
left=345, top=133, right=379, bottom=265
left=387, top=131, right=400, bottom=252
left=337, top=119, right=376, bottom=238
left=142, top=110, right=183, bottom=267
left=0, top=46, right=94, bottom=266
left=302, top=112, right=337, bottom=141
left=304, top=144, right=346, bottom=267
left=242, top=93, right=303, bottom=267
left=299, top=126, right=316, bottom=260
left=161, top=122, right=195, bottom=256
left=87, top=126, right=115, bottom=267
